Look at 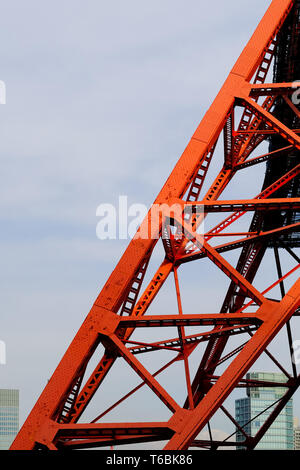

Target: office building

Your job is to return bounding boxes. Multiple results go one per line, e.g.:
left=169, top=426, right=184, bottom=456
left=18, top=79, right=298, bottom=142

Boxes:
left=235, top=372, right=293, bottom=450
left=0, top=389, right=19, bottom=450
left=294, top=417, right=300, bottom=450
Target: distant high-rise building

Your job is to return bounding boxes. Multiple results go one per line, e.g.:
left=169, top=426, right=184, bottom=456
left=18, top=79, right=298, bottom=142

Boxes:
left=235, top=372, right=293, bottom=450
left=0, top=389, right=19, bottom=450
left=294, top=417, right=300, bottom=450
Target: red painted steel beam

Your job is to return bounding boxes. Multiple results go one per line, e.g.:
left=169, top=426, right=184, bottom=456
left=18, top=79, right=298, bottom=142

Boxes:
left=177, top=223, right=300, bottom=264
left=117, top=313, right=262, bottom=328
left=183, top=197, right=300, bottom=213
left=164, top=279, right=300, bottom=449
left=234, top=145, right=293, bottom=170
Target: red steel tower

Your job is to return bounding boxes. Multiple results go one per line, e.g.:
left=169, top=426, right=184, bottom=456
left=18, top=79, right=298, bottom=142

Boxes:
left=11, top=0, right=300, bottom=450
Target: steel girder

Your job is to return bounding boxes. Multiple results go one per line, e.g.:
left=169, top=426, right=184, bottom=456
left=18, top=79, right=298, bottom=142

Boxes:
left=11, top=0, right=300, bottom=450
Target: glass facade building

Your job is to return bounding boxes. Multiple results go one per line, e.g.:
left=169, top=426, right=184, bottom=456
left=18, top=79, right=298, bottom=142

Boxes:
left=235, top=372, right=293, bottom=450
left=0, top=389, right=19, bottom=450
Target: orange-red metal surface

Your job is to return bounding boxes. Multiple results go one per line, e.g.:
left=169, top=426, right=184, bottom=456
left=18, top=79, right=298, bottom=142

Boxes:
left=11, top=0, right=300, bottom=450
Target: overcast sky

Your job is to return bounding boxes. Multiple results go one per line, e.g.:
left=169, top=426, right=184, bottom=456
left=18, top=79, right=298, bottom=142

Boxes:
left=0, top=0, right=299, bottom=448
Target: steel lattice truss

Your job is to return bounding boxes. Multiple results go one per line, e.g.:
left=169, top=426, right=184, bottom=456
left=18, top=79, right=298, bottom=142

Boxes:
left=11, top=0, right=300, bottom=450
